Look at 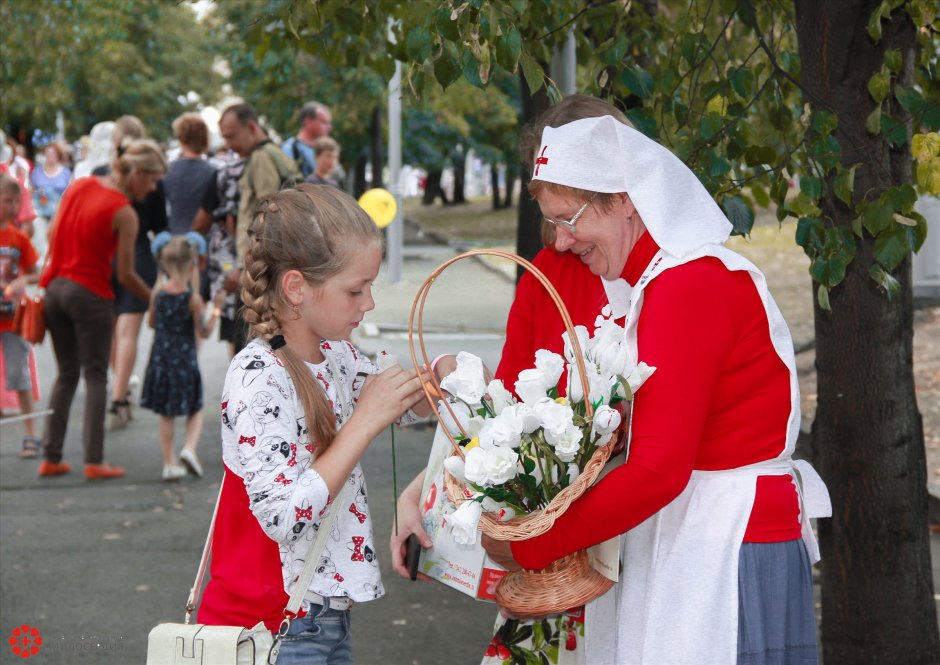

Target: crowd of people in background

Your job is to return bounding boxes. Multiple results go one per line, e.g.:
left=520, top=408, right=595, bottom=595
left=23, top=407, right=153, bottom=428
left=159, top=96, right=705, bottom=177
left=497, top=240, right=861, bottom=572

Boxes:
left=0, top=99, right=343, bottom=482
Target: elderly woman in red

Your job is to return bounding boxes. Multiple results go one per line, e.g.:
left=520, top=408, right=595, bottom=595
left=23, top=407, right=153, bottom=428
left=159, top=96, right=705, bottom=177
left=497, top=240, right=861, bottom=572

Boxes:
left=476, top=98, right=831, bottom=665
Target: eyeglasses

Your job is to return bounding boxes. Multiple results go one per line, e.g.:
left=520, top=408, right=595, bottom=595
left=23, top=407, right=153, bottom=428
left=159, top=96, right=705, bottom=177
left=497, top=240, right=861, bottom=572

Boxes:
left=542, top=194, right=597, bottom=235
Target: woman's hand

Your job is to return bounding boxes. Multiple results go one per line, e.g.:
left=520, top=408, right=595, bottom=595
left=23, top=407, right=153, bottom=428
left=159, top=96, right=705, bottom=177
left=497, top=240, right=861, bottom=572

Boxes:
left=390, top=470, right=433, bottom=580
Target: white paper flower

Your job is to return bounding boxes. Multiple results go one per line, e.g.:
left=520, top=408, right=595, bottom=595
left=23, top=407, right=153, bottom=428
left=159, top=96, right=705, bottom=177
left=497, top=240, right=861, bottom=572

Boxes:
left=502, top=403, right=541, bottom=434
left=593, top=332, right=629, bottom=378
left=450, top=499, right=483, bottom=545
left=562, top=325, right=591, bottom=363
left=440, top=352, right=488, bottom=404
left=443, top=455, right=466, bottom=482
left=589, top=371, right=616, bottom=406
left=567, top=463, right=581, bottom=484
left=626, top=362, right=657, bottom=394
left=534, top=349, right=565, bottom=388
left=591, top=404, right=622, bottom=439
left=515, top=368, right=553, bottom=405
left=478, top=414, right=523, bottom=450
left=548, top=424, right=583, bottom=463
left=486, top=379, right=516, bottom=415
left=566, top=362, right=584, bottom=403
left=437, top=398, right=472, bottom=438
left=464, top=446, right=519, bottom=486
left=533, top=399, right=575, bottom=441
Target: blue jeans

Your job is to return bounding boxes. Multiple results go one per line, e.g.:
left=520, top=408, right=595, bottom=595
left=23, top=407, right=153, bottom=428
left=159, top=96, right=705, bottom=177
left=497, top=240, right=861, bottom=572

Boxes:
left=274, top=604, right=352, bottom=665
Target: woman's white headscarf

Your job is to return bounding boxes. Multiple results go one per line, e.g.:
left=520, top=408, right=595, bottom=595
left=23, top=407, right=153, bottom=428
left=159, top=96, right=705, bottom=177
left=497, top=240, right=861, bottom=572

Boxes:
left=531, top=115, right=732, bottom=259
left=72, top=121, right=115, bottom=180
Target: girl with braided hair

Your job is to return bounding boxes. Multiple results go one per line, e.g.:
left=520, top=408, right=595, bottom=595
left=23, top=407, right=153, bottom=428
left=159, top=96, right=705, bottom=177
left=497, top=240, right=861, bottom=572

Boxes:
left=199, top=184, right=433, bottom=664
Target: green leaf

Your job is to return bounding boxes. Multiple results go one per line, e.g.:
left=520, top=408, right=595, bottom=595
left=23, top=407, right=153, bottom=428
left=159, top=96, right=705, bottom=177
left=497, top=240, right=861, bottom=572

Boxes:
left=911, top=132, right=940, bottom=162
left=859, top=199, right=894, bottom=235
left=433, top=43, right=461, bottom=89
left=600, top=34, right=629, bottom=65
left=721, top=195, right=755, bottom=235
left=795, top=217, right=826, bottom=251
left=866, top=104, right=882, bottom=134
left=867, top=71, right=891, bottom=103
left=817, top=284, right=831, bottom=311
left=810, top=110, right=838, bottom=139
left=884, top=49, right=902, bottom=72
left=834, top=165, right=857, bottom=206
left=700, top=113, right=723, bottom=140
left=787, top=192, right=822, bottom=217
left=810, top=253, right=848, bottom=289
left=624, top=109, right=658, bottom=139
left=873, top=226, right=914, bottom=271
left=435, top=9, right=461, bottom=41
left=406, top=26, right=433, bottom=62
left=916, top=157, right=940, bottom=195
left=730, top=68, right=755, bottom=100
left=880, top=114, right=908, bottom=147
left=751, top=183, right=771, bottom=209
left=800, top=176, right=822, bottom=198
left=495, top=26, right=521, bottom=71
left=869, top=264, right=902, bottom=299
left=461, top=48, right=485, bottom=88
left=519, top=50, right=544, bottom=93
left=619, top=65, right=655, bottom=99
left=867, top=1, right=889, bottom=41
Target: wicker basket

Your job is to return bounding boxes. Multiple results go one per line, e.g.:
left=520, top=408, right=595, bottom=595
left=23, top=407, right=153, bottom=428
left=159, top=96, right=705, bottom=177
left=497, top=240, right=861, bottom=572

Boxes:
left=409, top=249, right=615, bottom=615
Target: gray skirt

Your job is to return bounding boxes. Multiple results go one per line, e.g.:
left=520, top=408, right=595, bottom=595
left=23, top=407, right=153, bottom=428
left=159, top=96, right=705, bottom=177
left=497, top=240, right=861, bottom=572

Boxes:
left=737, top=539, right=818, bottom=665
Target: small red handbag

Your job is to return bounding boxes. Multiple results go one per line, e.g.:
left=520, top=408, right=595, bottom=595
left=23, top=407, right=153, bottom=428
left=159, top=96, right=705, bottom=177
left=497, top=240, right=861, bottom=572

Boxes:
left=12, top=293, right=46, bottom=345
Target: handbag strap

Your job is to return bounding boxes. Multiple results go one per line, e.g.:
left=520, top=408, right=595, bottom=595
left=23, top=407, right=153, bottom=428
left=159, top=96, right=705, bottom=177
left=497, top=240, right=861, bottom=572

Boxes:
left=185, top=349, right=358, bottom=624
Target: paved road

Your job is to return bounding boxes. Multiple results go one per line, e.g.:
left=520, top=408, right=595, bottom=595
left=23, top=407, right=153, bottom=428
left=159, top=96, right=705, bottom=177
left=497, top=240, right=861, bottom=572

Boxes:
left=0, top=242, right=513, bottom=665
left=2, top=235, right=938, bottom=664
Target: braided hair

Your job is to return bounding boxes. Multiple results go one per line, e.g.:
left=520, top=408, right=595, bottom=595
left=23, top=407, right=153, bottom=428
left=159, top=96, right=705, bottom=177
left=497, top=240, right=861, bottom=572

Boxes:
left=241, top=184, right=382, bottom=452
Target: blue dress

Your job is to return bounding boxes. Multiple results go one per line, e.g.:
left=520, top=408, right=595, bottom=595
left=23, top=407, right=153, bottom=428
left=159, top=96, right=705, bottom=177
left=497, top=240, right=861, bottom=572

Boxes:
left=140, top=290, right=203, bottom=417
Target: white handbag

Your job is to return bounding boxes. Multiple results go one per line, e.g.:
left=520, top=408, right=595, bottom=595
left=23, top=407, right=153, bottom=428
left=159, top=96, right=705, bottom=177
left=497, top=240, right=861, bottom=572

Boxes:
left=148, top=355, right=354, bottom=665
left=146, top=478, right=349, bottom=665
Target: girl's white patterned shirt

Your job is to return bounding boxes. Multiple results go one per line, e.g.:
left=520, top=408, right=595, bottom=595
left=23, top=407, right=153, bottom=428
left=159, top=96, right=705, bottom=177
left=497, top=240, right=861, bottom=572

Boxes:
left=220, top=339, right=419, bottom=607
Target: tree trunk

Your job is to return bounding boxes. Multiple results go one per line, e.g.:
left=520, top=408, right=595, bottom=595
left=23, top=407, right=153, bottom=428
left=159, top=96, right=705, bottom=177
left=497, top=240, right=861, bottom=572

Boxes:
left=794, top=2, right=940, bottom=663
left=369, top=106, right=383, bottom=190
left=515, top=69, right=551, bottom=281
left=353, top=154, right=368, bottom=199
left=452, top=150, right=466, bottom=204
left=504, top=166, right=516, bottom=209
left=421, top=169, right=449, bottom=206
left=491, top=164, right=501, bottom=210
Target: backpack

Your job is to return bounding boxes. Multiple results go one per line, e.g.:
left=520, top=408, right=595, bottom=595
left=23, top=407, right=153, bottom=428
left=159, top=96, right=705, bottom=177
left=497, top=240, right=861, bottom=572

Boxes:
left=254, top=141, right=303, bottom=190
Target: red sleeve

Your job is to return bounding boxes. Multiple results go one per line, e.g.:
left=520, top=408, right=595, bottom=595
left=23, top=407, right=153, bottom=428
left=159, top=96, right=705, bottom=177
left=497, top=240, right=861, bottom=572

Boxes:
left=495, top=265, right=539, bottom=390
left=511, top=258, right=739, bottom=569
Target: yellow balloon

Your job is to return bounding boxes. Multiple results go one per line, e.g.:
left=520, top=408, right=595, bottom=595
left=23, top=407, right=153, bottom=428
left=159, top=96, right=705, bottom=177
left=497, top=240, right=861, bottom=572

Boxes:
left=358, top=188, right=397, bottom=229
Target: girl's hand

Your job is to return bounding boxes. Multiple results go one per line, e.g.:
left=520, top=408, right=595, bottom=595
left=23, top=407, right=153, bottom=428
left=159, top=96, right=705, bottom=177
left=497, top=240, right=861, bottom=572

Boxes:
left=390, top=470, right=433, bottom=580
left=354, top=366, right=428, bottom=432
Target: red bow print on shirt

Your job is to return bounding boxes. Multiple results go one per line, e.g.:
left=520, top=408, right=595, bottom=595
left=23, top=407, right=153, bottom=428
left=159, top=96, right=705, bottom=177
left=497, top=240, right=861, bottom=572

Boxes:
left=295, top=505, right=313, bottom=521
left=274, top=473, right=293, bottom=486
left=349, top=503, right=367, bottom=524
left=350, top=536, right=364, bottom=561
left=239, top=435, right=256, bottom=446
left=287, top=442, right=298, bottom=467
left=333, top=573, right=344, bottom=582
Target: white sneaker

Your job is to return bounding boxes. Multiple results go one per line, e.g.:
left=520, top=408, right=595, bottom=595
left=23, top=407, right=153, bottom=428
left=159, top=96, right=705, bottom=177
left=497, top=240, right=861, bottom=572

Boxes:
left=179, top=448, right=204, bottom=478
left=162, top=464, right=186, bottom=481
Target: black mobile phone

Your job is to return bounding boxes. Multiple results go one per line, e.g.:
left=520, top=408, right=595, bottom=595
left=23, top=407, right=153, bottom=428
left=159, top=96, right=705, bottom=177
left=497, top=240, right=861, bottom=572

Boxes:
left=405, top=534, right=421, bottom=581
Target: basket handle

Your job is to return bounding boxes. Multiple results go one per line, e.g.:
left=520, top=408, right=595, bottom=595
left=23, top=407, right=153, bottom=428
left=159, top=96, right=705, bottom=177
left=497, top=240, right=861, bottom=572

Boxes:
left=408, top=249, right=594, bottom=460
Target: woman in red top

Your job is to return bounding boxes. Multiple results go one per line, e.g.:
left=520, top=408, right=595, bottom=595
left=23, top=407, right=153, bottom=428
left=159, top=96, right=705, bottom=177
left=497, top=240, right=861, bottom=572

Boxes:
left=480, top=97, right=830, bottom=665
left=38, top=140, right=166, bottom=480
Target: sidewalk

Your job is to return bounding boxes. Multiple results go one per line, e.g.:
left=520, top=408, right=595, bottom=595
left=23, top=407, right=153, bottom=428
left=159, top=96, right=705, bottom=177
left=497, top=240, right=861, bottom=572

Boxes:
left=1, top=218, right=937, bottom=663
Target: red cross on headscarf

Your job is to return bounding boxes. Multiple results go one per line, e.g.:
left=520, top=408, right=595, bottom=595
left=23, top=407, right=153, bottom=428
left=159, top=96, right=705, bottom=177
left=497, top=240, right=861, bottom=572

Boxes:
left=535, top=146, right=549, bottom=175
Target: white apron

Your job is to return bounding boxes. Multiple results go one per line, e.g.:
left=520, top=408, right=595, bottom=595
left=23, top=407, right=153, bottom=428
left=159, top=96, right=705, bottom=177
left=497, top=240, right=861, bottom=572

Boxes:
left=589, top=246, right=831, bottom=665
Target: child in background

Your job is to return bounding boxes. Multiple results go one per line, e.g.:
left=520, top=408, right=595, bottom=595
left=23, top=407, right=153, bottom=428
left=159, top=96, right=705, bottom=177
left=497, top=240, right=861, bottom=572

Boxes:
left=198, top=184, right=438, bottom=664
left=0, top=174, right=40, bottom=457
left=140, top=232, right=220, bottom=480
left=305, top=137, right=342, bottom=189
